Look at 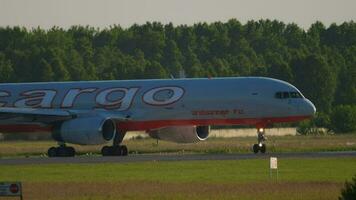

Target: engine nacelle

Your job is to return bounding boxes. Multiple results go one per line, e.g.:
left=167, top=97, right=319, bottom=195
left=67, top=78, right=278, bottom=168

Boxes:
left=148, top=126, right=210, bottom=143
left=52, top=117, right=116, bottom=145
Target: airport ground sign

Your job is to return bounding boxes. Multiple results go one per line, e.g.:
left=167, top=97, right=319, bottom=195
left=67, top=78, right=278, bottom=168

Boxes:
left=0, top=182, right=23, bottom=200
left=270, top=157, right=278, bottom=169
left=269, top=157, right=278, bottom=180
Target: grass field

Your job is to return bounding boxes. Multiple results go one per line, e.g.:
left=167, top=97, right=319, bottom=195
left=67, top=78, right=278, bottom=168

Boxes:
left=1, top=134, right=356, bottom=157
left=0, top=157, right=355, bottom=199
left=1, top=134, right=356, bottom=199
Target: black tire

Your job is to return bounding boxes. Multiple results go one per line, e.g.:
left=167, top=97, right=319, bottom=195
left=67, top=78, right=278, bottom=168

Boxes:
left=101, top=146, right=111, bottom=156
left=112, top=146, right=122, bottom=156
left=67, top=147, right=76, bottom=157
left=56, top=146, right=67, bottom=157
left=121, top=145, right=128, bottom=156
left=260, top=144, right=266, bottom=153
left=48, top=147, right=57, bottom=157
left=252, top=144, right=259, bottom=154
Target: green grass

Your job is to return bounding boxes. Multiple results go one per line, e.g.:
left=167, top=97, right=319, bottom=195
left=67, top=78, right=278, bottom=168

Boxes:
left=0, top=158, right=355, bottom=199
left=1, top=158, right=355, bottom=183
left=1, top=135, right=356, bottom=199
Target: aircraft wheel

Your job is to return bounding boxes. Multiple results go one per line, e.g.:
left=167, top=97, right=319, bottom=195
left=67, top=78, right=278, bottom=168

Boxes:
left=57, top=146, right=75, bottom=157
left=121, top=145, right=128, bottom=156
left=48, top=146, right=75, bottom=157
left=48, top=147, right=57, bottom=157
left=112, top=146, right=122, bottom=156
left=101, top=146, right=111, bottom=156
left=101, top=145, right=128, bottom=156
left=252, top=144, right=259, bottom=154
left=67, top=146, right=76, bottom=157
left=260, top=144, right=266, bottom=153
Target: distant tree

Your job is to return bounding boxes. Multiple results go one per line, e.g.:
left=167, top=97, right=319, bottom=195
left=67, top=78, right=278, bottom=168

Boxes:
left=307, top=21, right=326, bottom=50
left=161, top=40, right=183, bottom=77
left=227, top=54, right=251, bottom=76
left=0, top=53, right=13, bottom=82
left=46, top=48, right=70, bottom=81
left=0, top=26, right=28, bottom=50
left=210, top=58, right=233, bottom=77
left=284, top=23, right=305, bottom=49
left=37, top=58, right=54, bottom=81
left=292, top=54, right=337, bottom=113
left=130, top=49, right=147, bottom=79
left=94, top=46, right=118, bottom=80
left=133, top=22, right=165, bottom=60
left=93, top=27, right=120, bottom=48
left=75, top=37, right=96, bottom=80
left=334, top=65, right=356, bottom=105
left=323, top=22, right=356, bottom=48
left=177, top=26, right=196, bottom=51
left=264, top=52, right=293, bottom=82
left=164, top=23, right=177, bottom=41
left=226, top=19, right=243, bottom=42
left=330, top=105, right=356, bottom=133
left=209, top=22, right=230, bottom=57
left=0, top=20, right=355, bottom=127
left=65, top=49, right=86, bottom=81
left=183, top=48, right=203, bottom=77
left=144, top=61, right=167, bottom=79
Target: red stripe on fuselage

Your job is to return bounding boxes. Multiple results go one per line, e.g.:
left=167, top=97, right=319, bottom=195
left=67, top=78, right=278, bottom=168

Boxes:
left=0, top=115, right=311, bottom=133
left=118, top=115, right=311, bottom=131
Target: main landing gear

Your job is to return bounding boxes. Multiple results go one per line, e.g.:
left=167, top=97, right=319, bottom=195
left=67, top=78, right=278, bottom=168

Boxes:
left=252, top=128, right=266, bottom=154
left=47, top=130, right=128, bottom=157
left=48, top=143, right=75, bottom=157
left=101, top=130, right=128, bottom=156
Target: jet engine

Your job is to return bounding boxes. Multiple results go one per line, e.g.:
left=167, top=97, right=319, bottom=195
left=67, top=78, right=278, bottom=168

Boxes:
left=148, top=126, right=210, bottom=143
left=52, top=117, right=116, bottom=145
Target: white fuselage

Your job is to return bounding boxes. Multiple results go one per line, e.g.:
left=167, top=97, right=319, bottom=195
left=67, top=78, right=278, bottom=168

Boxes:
left=0, top=77, right=316, bottom=132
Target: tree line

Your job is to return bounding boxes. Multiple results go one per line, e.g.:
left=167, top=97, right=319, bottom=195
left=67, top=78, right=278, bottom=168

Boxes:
left=0, top=19, right=355, bottom=132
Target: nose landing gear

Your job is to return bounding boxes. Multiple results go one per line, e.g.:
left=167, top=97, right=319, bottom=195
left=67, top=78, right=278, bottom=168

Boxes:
left=252, top=128, right=266, bottom=154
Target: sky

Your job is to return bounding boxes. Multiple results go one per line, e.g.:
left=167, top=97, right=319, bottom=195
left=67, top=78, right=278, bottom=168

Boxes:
left=0, top=0, right=355, bottom=29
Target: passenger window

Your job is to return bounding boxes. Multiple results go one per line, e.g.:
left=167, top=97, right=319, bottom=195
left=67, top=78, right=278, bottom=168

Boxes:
left=275, top=92, right=282, bottom=99
left=283, top=92, right=289, bottom=98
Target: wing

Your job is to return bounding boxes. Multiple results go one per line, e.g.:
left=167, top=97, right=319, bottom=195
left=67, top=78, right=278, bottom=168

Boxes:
left=0, top=107, right=131, bottom=125
left=0, top=107, right=75, bottom=124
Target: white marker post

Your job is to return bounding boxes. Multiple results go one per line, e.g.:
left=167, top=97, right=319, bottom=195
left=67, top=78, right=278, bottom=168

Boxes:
left=269, top=157, right=278, bottom=180
left=0, top=182, right=23, bottom=200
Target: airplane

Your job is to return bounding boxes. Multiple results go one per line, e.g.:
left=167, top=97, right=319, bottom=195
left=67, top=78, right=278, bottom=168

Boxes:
left=0, top=77, right=316, bottom=157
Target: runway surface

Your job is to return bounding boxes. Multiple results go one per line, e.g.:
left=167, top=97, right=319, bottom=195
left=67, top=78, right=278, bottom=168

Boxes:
left=1, top=151, right=356, bottom=165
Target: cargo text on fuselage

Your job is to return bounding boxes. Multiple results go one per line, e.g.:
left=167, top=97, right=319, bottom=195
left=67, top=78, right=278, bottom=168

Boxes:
left=0, top=86, right=185, bottom=111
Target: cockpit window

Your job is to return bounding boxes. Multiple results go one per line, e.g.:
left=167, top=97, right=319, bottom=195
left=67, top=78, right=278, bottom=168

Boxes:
left=275, top=91, right=303, bottom=99
left=290, top=92, right=302, bottom=98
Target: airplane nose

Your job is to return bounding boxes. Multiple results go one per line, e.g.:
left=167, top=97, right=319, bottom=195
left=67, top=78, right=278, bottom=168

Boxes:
left=304, top=99, right=316, bottom=116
